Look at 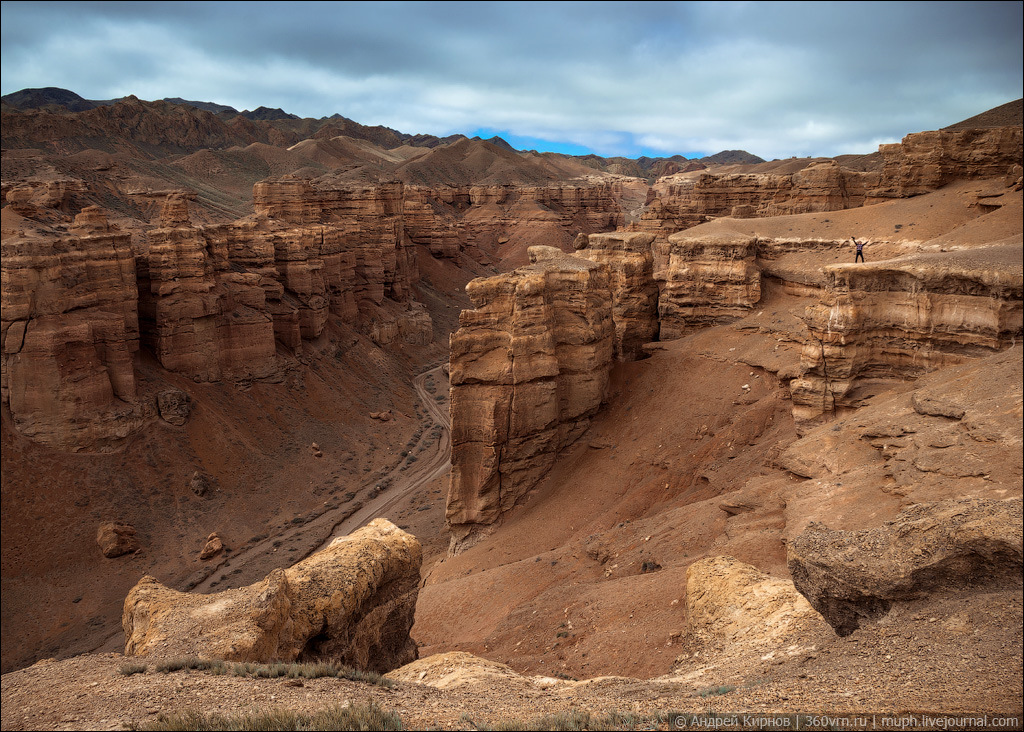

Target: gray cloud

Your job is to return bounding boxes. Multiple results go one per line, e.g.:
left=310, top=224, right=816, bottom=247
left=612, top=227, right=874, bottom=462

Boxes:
left=2, top=1, right=1021, bottom=159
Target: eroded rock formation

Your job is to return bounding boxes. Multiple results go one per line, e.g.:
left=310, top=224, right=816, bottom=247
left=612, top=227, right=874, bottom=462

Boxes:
left=447, top=247, right=614, bottom=547
left=875, top=126, right=1024, bottom=198
left=122, top=519, right=421, bottom=672
left=656, top=232, right=761, bottom=339
left=637, top=161, right=879, bottom=240
left=685, top=556, right=831, bottom=651
left=138, top=197, right=280, bottom=381
left=791, top=245, right=1023, bottom=426
left=403, top=181, right=628, bottom=264
left=788, top=498, right=1023, bottom=636
left=574, top=232, right=659, bottom=360
left=1, top=208, right=149, bottom=451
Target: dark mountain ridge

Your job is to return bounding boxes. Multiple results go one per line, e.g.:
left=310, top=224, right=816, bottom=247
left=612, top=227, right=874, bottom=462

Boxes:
left=2, top=87, right=763, bottom=174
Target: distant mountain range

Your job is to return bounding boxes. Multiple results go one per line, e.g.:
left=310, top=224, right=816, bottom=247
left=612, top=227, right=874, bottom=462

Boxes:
left=0, top=87, right=767, bottom=176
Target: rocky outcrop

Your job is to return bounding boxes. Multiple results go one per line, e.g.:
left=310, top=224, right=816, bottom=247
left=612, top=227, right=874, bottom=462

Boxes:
left=637, top=125, right=1022, bottom=241
left=4, top=179, right=87, bottom=220
left=637, top=162, right=878, bottom=240
left=788, top=498, right=1023, bottom=636
left=874, top=126, right=1024, bottom=199
left=573, top=232, right=659, bottom=360
left=386, top=651, right=547, bottom=693
left=686, top=556, right=831, bottom=649
left=1, top=209, right=149, bottom=451
left=122, top=519, right=421, bottom=672
left=447, top=247, right=614, bottom=547
left=156, top=388, right=191, bottom=426
left=791, top=245, right=1023, bottom=426
left=96, top=522, right=141, bottom=558
left=655, top=232, right=761, bottom=339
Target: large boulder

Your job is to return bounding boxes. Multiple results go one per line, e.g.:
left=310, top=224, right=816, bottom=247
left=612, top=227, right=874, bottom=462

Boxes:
left=788, top=498, right=1023, bottom=636
left=123, top=519, right=422, bottom=672
left=96, top=522, right=141, bottom=558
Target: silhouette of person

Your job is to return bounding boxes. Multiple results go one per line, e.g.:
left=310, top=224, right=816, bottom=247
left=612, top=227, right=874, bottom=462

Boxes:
left=852, top=237, right=866, bottom=263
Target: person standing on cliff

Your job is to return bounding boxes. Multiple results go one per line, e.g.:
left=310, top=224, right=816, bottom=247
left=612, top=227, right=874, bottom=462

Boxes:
left=852, top=237, right=866, bottom=263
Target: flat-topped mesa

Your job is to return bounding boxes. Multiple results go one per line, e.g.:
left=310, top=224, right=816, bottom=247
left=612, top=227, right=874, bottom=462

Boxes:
left=656, top=231, right=761, bottom=340
left=573, top=232, right=659, bottom=360
left=873, top=126, right=1024, bottom=199
left=447, top=246, right=614, bottom=549
left=790, top=245, right=1024, bottom=428
left=637, top=161, right=878, bottom=241
left=139, top=198, right=280, bottom=382
left=1, top=210, right=148, bottom=451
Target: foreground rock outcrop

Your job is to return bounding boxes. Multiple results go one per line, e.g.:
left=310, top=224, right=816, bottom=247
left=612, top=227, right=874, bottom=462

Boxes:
left=685, top=556, right=831, bottom=650
left=788, top=498, right=1023, bottom=636
left=447, top=247, right=614, bottom=547
left=122, top=519, right=421, bottom=672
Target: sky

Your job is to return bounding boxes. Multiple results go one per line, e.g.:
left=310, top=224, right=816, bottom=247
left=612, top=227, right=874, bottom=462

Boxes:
left=2, top=1, right=1021, bottom=160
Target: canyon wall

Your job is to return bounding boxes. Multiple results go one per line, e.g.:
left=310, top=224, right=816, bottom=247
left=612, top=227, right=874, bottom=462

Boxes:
left=791, top=245, right=1024, bottom=427
left=3, top=172, right=639, bottom=450
left=402, top=181, right=628, bottom=264
left=447, top=246, right=614, bottom=547
left=3, top=178, right=433, bottom=449
left=874, top=126, right=1024, bottom=198
left=655, top=231, right=761, bottom=339
left=637, top=161, right=879, bottom=240
left=637, top=125, right=1023, bottom=241
left=1, top=208, right=148, bottom=451
left=573, top=231, right=660, bottom=360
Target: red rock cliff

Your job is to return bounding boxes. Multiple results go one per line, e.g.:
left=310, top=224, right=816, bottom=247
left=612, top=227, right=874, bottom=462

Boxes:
left=447, top=247, right=614, bottom=549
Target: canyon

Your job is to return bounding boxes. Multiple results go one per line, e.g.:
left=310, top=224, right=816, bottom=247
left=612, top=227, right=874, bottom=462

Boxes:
left=1, top=93, right=1022, bottom=729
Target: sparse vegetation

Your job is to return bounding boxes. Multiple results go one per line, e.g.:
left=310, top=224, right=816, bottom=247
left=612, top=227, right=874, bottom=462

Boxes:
left=484, top=709, right=647, bottom=730
left=133, top=701, right=402, bottom=731
left=117, top=662, right=148, bottom=676
left=149, top=658, right=394, bottom=687
left=698, top=684, right=736, bottom=698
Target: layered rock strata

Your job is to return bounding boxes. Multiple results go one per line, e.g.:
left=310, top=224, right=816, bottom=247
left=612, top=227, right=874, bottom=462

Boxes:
left=637, top=125, right=1022, bottom=240
left=141, top=182, right=432, bottom=381
left=788, top=498, right=1023, bottom=636
left=122, top=519, right=422, bottom=673
left=638, top=161, right=878, bottom=239
left=138, top=198, right=279, bottom=381
left=791, top=245, right=1023, bottom=426
left=447, top=247, right=614, bottom=546
left=403, top=182, right=627, bottom=262
left=573, top=232, right=659, bottom=360
left=874, top=126, right=1024, bottom=198
left=655, top=232, right=761, bottom=339
left=1, top=208, right=148, bottom=451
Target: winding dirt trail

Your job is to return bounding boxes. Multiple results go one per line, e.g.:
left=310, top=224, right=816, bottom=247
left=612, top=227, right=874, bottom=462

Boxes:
left=95, top=365, right=451, bottom=652
left=317, top=365, right=452, bottom=545
left=194, top=364, right=451, bottom=592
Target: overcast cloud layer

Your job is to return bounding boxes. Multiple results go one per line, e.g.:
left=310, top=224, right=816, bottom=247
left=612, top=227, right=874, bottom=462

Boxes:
left=2, top=1, right=1021, bottom=159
